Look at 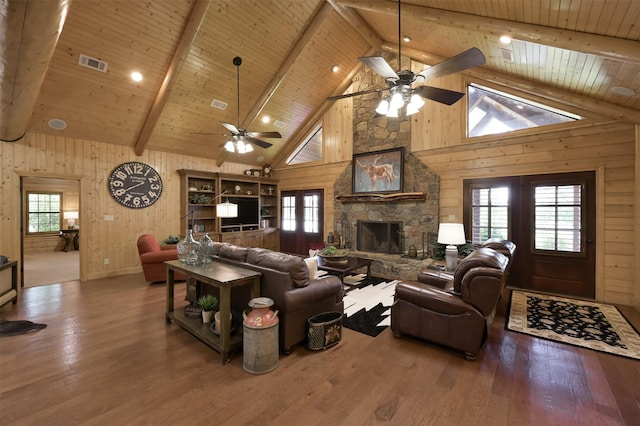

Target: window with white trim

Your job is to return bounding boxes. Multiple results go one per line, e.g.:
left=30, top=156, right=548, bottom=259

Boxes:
left=27, top=192, right=62, bottom=233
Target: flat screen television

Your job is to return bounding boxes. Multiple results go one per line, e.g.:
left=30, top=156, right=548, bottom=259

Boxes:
left=221, top=197, right=259, bottom=230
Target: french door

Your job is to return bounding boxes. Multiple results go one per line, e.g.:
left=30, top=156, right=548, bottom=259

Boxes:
left=279, top=189, right=324, bottom=256
left=464, top=171, right=596, bottom=298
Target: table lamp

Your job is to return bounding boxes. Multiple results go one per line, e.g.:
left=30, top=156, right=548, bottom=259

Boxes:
left=437, top=223, right=466, bottom=271
left=63, top=211, right=78, bottom=229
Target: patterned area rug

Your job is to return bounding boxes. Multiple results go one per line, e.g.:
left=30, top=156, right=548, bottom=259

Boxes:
left=341, top=276, right=399, bottom=337
left=507, top=290, right=640, bottom=360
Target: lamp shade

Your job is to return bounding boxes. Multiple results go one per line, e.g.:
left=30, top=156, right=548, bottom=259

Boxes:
left=63, top=211, right=79, bottom=220
left=437, top=223, right=466, bottom=245
left=216, top=199, right=238, bottom=218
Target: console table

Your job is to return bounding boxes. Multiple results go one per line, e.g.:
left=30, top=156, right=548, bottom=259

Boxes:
left=0, top=260, right=18, bottom=307
left=165, top=260, right=261, bottom=364
left=59, top=229, right=79, bottom=252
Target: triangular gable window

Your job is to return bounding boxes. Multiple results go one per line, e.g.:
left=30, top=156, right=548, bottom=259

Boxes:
left=287, top=125, right=322, bottom=165
left=467, top=84, right=581, bottom=138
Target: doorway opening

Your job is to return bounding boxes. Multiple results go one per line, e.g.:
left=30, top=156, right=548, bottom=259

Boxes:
left=21, top=176, right=81, bottom=287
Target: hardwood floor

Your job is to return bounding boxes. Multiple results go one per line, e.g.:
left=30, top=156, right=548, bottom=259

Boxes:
left=1, top=273, right=638, bottom=425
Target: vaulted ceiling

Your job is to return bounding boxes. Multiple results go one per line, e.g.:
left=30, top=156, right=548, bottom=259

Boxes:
left=2, top=0, right=639, bottom=168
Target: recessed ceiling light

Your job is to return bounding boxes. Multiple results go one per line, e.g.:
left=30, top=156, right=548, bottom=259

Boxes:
left=500, top=35, right=512, bottom=44
left=256, top=156, right=265, bottom=162
left=331, top=65, right=339, bottom=73
left=611, top=86, right=635, bottom=96
left=48, top=118, right=67, bottom=130
left=262, top=116, right=270, bottom=123
left=130, top=71, right=143, bottom=82
left=403, top=36, right=411, bottom=43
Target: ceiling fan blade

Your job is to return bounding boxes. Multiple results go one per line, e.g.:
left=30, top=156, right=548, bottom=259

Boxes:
left=416, top=47, right=486, bottom=82
left=359, top=56, right=399, bottom=80
left=413, top=86, right=466, bottom=105
left=220, top=122, right=239, bottom=134
left=248, top=131, right=282, bottom=139
left=327, top=87, right=386, bottom=101
left=246, top=137, right=273, bottom=149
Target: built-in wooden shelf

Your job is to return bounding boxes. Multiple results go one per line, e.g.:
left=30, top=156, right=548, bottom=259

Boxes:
left=335, top=192, right=426, bottom=203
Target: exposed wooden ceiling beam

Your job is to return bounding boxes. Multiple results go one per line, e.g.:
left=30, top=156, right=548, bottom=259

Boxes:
left=327, top=0, right=383, bottom=48
left=242, top=1, right=329, bottom=130
left=338, top=0, right=640, bottom=65
left=0, top=0, right=70, bottom=142
left=385, top=43, right=640, bottom=124
left=214, top=2, right=331, bottom=167
left=271, top=0, right=387, bottom=169
left=133, top=0, right=210, bottom=156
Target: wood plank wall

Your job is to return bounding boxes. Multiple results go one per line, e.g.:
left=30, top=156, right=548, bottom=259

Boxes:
left=276, top=77, right=637, bottom=308
left=0, top=133, right=251, bottom=288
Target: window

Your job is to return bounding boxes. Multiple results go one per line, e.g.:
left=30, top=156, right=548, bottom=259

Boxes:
left=303, top=193, right=320, bottom=233
left=469, top=186, right=509, bottom=244
left=534, top=185, right=582, bottom=252
left=467, top=84, right=580, bottom=137
left=281, top=195, right=296, bottom=231
left=27, top=192, right=62, bottom=233
left=286, top=125, right=322, bottom=165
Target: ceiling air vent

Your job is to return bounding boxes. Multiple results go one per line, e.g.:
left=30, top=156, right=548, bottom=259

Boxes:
left=500, top=48, right=513, bottom=61
left=79, top=54, right=108, bottom=73
left=210, top=99, right=228, bottom=110
left=273, top=120, right=285, bottom=129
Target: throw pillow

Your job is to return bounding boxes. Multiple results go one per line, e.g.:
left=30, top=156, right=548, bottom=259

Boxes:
left=304, top=256, right=319, bottom=280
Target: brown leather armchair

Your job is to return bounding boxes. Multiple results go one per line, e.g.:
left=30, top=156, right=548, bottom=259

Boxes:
left=391, top=246, right=511, bottom=360
left=137, top=234, right=186, bottom=283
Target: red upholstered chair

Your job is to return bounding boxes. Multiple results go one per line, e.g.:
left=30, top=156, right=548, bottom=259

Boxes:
left=137, top=234, right=185, bottom=283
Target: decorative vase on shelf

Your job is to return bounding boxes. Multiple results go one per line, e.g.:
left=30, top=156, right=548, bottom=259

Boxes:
left=178, top=229, right=201, bottom=265
left=200, top=232, right=214, bottom=265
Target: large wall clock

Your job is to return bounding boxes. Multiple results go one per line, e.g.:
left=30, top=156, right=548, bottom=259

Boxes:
left=108, top=162, right=163, bottom=209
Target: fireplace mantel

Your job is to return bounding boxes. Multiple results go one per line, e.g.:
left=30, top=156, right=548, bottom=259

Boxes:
left=335, top=192, right=426, bottom=203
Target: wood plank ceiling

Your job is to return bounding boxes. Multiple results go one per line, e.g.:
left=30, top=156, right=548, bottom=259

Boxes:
left=1, top=0, right=639, bottom=167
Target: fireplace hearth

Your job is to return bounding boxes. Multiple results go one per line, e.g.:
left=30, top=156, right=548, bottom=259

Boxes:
left=357, top=220, right=402, bottom=254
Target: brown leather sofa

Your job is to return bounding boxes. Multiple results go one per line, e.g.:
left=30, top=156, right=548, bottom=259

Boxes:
left=137, top=234, right=186, bottom=283
left=391, top=244, right=512, bottom=360
left=204, top=242, right=344, bottom=354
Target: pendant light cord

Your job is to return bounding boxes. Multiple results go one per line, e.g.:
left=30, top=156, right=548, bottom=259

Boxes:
left=398, top=0, right=401, bottom=70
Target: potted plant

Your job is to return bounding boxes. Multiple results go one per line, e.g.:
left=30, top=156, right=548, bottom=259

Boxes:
left=197, top=294, right=218, bottom=324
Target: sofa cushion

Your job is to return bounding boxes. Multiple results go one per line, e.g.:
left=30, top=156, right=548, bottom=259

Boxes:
left=246, top=249, right=309, bottom=287
left=219, top=243, right=249, bottom=262
left=304, top=256, right=319, bottom=280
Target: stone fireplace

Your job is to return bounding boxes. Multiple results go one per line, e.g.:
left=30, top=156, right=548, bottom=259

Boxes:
left=357, top=220, right=402, bottom=254
left=331, top=51, right=440, bottom=278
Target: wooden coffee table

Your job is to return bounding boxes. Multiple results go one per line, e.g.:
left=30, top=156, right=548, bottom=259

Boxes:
left=317, top=256, right=372, bottom=285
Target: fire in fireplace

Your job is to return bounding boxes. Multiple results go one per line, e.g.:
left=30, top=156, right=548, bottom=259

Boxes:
left=356, top=220, right=403, bottom=254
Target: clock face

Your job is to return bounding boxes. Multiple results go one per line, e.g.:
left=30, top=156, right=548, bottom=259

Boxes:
left=108, top=162, right=163, bottom=209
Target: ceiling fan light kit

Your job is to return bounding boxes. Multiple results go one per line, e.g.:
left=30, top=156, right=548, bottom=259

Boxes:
left=328, top=0, right=486, bottom=118
left=217, top=56, right=282, bottom=155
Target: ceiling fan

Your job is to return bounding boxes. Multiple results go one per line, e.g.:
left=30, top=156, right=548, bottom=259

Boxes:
left=328, top=0, right=486, bottom=115
left=192, top=56, right=282, bottom=153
